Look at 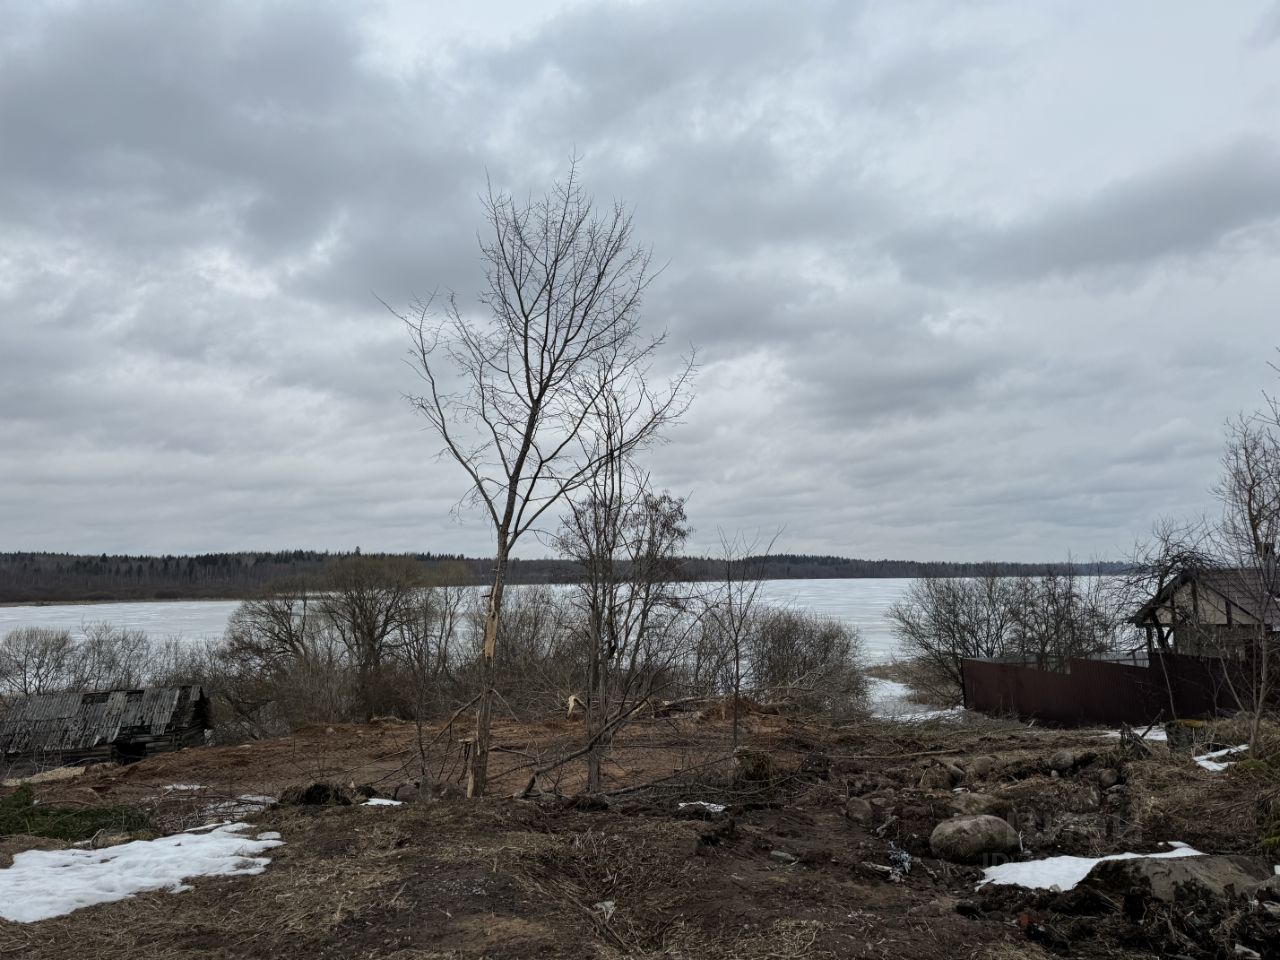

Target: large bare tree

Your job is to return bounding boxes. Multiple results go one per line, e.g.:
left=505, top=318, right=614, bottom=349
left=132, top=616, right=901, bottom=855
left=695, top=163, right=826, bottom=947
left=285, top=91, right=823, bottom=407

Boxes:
left=400, top=163, right=693, bottom=796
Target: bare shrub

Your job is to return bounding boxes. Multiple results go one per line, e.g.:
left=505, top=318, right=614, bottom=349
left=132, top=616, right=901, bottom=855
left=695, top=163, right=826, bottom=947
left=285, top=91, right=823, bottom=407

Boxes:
left=746, top=609, right=867, bottom=716
left=888, top=567, right=1121, bottom=703
left=0, top=627, right=74, bottom=695
left=74, top=622, right=154, bottom=690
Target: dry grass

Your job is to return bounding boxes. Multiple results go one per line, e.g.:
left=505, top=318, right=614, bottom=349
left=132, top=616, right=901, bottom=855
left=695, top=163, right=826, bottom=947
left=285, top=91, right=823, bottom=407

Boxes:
left=2, top=710, right=1278, bottom=959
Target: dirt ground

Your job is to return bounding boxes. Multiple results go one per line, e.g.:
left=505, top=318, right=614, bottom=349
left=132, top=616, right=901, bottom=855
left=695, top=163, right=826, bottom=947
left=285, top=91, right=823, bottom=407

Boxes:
left=2, top=710, right=1278, bottom=959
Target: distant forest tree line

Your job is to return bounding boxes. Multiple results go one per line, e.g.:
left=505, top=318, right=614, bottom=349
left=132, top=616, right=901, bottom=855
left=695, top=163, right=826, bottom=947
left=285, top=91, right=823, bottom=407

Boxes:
left=0, top=551, right=1127, bottom=604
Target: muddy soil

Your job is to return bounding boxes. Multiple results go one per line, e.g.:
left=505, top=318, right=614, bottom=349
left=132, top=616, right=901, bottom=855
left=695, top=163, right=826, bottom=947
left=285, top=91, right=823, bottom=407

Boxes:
left=2, top=713, right=1277, bottom=959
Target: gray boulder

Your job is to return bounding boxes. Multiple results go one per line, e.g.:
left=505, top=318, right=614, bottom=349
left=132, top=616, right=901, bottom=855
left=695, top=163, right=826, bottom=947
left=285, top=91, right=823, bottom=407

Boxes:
left=929, top=815, right=1020, bottom=863
left=844, top=797, right=874, bottom=825
left=1084, top=854, right=1276, bottom=903
left=1048, top=749, right=1076, bottom=773
left=918, top=764, right=958, bottom=790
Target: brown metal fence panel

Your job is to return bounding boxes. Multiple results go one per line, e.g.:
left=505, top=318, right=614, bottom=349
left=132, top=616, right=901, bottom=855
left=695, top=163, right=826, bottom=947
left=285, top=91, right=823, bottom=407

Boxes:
left=961, top=653, right=1252, bottom=726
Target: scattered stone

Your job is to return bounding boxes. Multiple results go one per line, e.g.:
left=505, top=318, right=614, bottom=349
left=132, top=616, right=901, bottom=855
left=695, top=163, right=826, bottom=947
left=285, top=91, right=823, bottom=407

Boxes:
left=1097, top=768, right=1121, bottom=789
left=769, top=850, right=797, bottom=864
left=798, top=846, right=834, bottom=865
left=1048, top=750, right=1075, bottom=773
left=392, top=781, right=421, bottom=803
left=929, top=814, right=1020, bottom=864
left=277, top=782, right=352, bottom=806
left=919, top=764, right=957, bottom=790
left=968, top=756, right=997, bottom=779
left=844, top=797, right=874, bottom=825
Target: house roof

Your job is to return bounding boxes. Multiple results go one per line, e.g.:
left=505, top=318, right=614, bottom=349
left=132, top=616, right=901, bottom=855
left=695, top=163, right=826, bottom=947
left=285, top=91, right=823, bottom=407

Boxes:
left=1132, top=566, right=1280, bottom=627
left=0, top=685, right=207, bottom=757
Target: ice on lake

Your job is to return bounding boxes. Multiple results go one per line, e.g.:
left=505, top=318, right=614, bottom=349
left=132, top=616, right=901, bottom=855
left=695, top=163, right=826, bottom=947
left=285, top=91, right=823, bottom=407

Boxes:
left=0, top=578, right=917, bottom=661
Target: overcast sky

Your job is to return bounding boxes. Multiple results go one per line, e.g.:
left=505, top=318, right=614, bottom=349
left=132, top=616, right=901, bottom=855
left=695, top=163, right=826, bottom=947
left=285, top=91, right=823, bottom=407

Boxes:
left=3, top=1, right=1280, bottom=562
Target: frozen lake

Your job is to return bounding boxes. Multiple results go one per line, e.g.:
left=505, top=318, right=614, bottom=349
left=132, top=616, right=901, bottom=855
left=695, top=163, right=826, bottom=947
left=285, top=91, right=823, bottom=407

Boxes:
left=0, top=577, right=917, bottom=662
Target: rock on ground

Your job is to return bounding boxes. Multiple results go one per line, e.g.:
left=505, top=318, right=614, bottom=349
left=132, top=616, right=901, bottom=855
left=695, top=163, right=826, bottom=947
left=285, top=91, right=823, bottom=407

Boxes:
left=1084, top=854, right=1278, bottom=903
left=930, top=814, right=1020, bottom=864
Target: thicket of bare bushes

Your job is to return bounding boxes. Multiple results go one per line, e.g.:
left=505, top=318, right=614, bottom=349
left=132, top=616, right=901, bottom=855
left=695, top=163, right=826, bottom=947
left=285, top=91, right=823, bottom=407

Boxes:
left=0, top=623, right=188, bottom=697
left=187, top=568, right=867, bottom=744
left=887, top=567, right=1125, bottom=703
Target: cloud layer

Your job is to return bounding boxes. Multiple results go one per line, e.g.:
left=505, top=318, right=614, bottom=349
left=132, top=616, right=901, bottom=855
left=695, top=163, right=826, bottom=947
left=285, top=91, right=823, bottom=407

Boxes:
left=3, top=0, right=1280, bottom=561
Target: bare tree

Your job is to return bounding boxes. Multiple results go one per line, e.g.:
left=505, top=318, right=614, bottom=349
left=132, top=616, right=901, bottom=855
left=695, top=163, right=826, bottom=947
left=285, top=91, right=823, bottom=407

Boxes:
left=888, top=567, right=1121, bottom=702
left=0, top=627, right=74, bottom=696
left=557, top=456, right=691, bottom=793
left=704, top=532, right=777, bottom=746
left=1213, top=413, right=1280, bottom=750
left=400, top=162, right=693, bottom=796
left=321, top=555, right=424, bottom=720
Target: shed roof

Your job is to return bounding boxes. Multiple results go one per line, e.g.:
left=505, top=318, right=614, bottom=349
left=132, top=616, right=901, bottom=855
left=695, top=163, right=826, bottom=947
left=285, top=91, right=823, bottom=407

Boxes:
left=1132, top=567, right=1280, bottom=627
left=0, top=685, right=206, bottom=756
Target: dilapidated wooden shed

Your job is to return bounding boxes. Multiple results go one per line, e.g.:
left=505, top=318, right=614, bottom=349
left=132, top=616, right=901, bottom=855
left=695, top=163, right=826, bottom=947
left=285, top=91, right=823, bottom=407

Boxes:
left=0, top=685, right=209, bottom=767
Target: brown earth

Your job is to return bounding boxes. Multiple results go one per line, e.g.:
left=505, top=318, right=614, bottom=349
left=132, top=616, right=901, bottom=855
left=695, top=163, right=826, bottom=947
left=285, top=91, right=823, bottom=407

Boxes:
left=2, top=711, right=1278, bottom=959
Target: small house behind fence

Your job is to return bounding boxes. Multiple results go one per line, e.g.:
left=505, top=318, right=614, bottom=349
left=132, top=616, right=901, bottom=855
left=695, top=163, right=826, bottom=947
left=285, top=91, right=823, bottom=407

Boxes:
left=963, top=566, right=1279, bottom=725
left=0, top=685, right=210, bottom=770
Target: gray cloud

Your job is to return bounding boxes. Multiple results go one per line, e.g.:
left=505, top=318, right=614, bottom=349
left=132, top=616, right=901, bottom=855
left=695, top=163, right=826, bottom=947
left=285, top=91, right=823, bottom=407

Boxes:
left=889, top=138, right=1280, bottom=285
left=1, top=0, right=1278, bottom=562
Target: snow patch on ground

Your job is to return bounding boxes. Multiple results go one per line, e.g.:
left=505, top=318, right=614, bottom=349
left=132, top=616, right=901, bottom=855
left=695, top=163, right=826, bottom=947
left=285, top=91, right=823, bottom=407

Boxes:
left=678, top=801, right=726, bottom=814
left=978, top=844, right=1204, bottom=892
left=1193, top=744, right=1248, bottom=772
left=866, top=677, right=961, bottom=722
left=0, top=823, right=284, bottom=923
left=363, top=798, right=403, bottom=806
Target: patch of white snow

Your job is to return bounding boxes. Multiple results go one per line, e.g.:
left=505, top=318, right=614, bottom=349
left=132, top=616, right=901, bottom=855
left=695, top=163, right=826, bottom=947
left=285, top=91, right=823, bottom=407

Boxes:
left=1193, top=744, right=1248, bottom=772
left=678, top=801, right=726, bottom=814
left=0, top=823, right=284, bottom=923
left=362, top=798, right=403, bottom=806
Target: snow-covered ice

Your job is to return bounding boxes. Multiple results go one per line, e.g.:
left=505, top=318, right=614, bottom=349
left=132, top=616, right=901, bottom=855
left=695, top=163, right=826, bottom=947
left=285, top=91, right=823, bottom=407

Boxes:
left=363, top=798, right=403, bottom=806
left=978, top=844, right=1204, bottom=892
left=678, top=801, right=726, bottom=814
left=0, top=823, right=284, bottom=923
left=1193, top=744, right=1248, bottom=772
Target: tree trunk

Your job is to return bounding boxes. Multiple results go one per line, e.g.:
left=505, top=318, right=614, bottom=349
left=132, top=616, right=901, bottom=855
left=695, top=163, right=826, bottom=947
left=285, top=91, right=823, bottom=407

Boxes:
left=466, top=555, right=507, bottom=798
left=585, top=599, right=604, bottom=794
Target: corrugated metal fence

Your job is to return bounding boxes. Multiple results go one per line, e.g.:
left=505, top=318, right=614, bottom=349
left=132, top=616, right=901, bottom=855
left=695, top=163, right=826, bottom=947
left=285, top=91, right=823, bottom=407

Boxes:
left=961, top=653, right=1246, bottom=726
